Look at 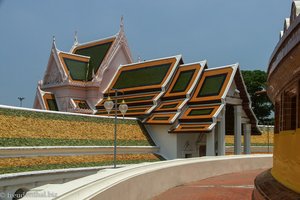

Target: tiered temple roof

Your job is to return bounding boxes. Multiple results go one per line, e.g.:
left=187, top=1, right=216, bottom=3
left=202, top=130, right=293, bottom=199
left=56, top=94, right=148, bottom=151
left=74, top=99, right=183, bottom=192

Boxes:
left=34, top=22, right=258, bottom=134
left=96, top=57, right=257, bottom=133
left=34, top=24, right=133, bottom=112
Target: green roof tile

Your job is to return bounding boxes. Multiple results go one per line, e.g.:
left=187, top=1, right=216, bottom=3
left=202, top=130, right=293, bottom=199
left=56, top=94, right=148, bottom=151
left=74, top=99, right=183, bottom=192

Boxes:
left=63, top=58, right=89, bottom=81
left=188, top=108, right=213, bottom=116
left=125, top=95, right=154, bottom=103
left=75, top=42, right=112, bottom=81
left=152, top=117, right=170, bottom=121
left=46, top=99, right=58, bottom=111
left=197, top=73, right=227, bottom=97
left=161, top=103, right=178, bottom=109
left=113, top=63, right=171, bottom=89
left=170, top=69, right=195, bottom=93
left=181, top=126, right=206, bottom=129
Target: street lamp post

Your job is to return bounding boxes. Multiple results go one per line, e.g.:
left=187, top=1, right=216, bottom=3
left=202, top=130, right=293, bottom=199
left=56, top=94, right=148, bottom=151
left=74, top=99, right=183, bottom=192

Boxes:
left=18, top=97, right=25, bottom=107
left=267, top=121, right=270, bottom=153
left=104, top=89, right=128, bottom=168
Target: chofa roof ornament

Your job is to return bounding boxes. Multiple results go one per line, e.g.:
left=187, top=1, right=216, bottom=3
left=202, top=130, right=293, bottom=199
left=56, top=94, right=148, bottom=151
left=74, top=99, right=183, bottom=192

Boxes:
left=52, top=35, right=56, bottom=49
left=120, top=15, right=124, bottom=32
left=74, top=30, right=79, bottom=46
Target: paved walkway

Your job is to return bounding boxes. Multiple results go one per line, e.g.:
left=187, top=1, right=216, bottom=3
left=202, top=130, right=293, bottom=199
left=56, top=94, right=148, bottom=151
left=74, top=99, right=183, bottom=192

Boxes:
left=153, top=169, right=265, bottom=200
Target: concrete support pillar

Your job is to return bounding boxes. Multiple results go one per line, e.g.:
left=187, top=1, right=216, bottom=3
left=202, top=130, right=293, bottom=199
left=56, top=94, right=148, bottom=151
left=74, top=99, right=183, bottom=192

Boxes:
left=234, top=105, right=242, bottom=155
left=243, top=123, right=251, bottom=154
left=206, top=128, right=215, bottom=156
left=217, top=108, right=226, bottom=156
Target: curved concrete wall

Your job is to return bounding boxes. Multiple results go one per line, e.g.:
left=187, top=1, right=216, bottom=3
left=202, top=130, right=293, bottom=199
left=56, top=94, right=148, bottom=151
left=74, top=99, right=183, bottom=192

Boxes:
left=0, top=167, right=108, bottom=200
left=23, top=155, right=272, bottom=200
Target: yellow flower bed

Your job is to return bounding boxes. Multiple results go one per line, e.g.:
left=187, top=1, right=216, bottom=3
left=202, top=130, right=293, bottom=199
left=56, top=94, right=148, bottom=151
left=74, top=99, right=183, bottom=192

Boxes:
left=225, top=130, right=274, bottom=144
left=0, top=115, right=147, bottom=141
left=0, top=154, right=159, bottom=168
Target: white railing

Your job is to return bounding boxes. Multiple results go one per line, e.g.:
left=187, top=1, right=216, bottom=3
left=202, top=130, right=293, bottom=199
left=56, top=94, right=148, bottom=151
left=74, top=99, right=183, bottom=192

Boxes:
left=0, top=166, right=125, bottom=200
left=0, top=105, right=137, bottom=121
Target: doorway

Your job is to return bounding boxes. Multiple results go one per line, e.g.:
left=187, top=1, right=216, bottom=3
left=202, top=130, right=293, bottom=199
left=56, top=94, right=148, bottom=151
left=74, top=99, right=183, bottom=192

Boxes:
left=199, top=145, right=206, bottom=157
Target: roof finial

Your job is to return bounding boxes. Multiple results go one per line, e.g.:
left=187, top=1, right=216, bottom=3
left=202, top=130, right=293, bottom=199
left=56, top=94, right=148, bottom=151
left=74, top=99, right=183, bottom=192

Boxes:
left=120, top=15, right=124, bottom=31
left=52, top=35, right=56, bottom=48
left=74, top=30, right=78, bottom=45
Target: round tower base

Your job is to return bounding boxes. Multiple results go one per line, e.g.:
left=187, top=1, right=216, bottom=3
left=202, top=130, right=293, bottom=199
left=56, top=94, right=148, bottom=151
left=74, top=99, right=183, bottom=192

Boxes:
left=253, top=169, right=300, bottom=200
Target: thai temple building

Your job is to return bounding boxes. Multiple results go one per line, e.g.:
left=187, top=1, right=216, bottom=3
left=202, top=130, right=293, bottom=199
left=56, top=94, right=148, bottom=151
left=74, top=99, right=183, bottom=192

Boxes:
left=253, top=1, right=300, bottom=199
left=34, top=20, right=259, bottom=159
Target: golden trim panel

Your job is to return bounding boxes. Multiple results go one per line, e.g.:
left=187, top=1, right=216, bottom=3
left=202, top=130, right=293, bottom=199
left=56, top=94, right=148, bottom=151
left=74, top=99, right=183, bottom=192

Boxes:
left=171, top=123, right=211, bottom=133
left=72, top=38, right=115, bottom=53
left=73, top=99, right=91, bottom=110
left=97, top=106, right=152, bottom=116
left=146, top=113, right=177, bottom=124
left=180, top=105, right=221, bottom=120
left=42, top=93, right=57, bottom=111
left=96, top=93, right=158, bottom=108
left=155, top=100, right=183, bottom=112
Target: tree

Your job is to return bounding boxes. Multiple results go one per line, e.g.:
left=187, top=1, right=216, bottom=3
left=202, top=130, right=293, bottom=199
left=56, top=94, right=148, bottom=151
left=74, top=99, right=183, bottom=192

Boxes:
left=241, top=70, right=274, bottom=124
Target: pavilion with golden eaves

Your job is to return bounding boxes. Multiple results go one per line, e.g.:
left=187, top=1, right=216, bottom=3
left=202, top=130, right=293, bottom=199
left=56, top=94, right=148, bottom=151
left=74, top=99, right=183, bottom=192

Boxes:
left=34, top=21, right=259, bottom=159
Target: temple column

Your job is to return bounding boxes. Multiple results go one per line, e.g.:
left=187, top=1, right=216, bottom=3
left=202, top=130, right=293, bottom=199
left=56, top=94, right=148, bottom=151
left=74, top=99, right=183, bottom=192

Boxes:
left=206, top=128, right=215, bottom=156
left=217, top=108, right=226, bottom=155
left=243, top=123, right=251, bottom=154
left=234, top=105, right=242, bottom=155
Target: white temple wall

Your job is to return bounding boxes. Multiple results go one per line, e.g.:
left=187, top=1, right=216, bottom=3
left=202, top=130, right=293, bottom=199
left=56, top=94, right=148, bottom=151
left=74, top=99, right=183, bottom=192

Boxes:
left=42, top=54, right=63, bottom=86
left=145, top=125, right=178, bottom=160
left=176, top=133, right=200, bottom=158
left=33, top=97, right=42, bottom=110
left=227, top=80, right=238, bottom=97
left=85, top=87, right=101, bottom=107
left=46, top=87, right=88, bottom=111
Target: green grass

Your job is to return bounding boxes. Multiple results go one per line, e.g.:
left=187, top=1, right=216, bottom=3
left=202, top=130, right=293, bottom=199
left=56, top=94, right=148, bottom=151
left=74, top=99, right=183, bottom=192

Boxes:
left=0, top=138, right=152, bottom=146
left=0, top=107, right=137, bottom=125
left=0, top=159, right=162, bottom=174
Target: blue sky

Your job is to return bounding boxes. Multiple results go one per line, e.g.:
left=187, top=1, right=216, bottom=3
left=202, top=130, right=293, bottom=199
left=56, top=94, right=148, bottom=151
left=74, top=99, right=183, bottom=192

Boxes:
left=0, top=0, right=290, bottom=107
